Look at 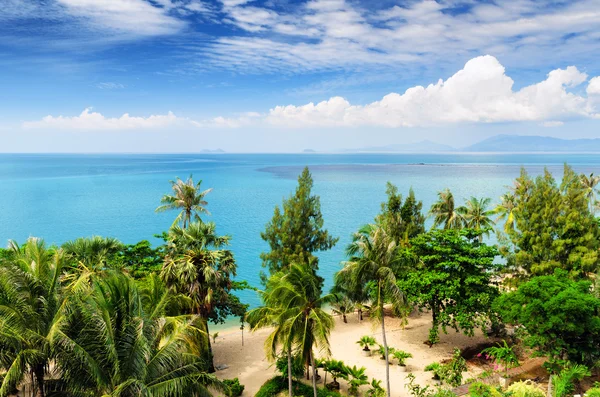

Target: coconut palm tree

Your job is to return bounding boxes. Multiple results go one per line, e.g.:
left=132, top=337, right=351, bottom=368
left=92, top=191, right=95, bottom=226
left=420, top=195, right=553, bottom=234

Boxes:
left=0, top=238, right=65, bottom=397
left=54, top=271, right=224, bottom=396
left=457, top=197, right=495, bottom=241
left=492, top=193, right=518, bottom=233
left=266, top=264, right=335, bottom=397
left=338, top=224, right=405, bottom=397
left=580, top=173, right=600, bottom=213
left=429, top=188, right=463, bottom=230
left=160, top=221, right=237, bottom=373
left=331, top=296, right=354, bottom=323
left=156, top=175, right=212, bottom=228
left=62, top=236, right=123, bottom=269
left=246, top=292, right=295, bottom=397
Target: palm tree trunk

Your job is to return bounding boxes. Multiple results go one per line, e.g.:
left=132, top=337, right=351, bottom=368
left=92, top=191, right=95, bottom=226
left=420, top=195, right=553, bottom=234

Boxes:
left=380, top=285, right=391, bottom=397
left=310, top=350, right=318, bottom=397
left=343, top=313, right=347, bottom=323
left=288, top=347, right=293, bottom=397
left=34, top=366, right=45, bottom=397
left=203, top=318, right=216, bottom=373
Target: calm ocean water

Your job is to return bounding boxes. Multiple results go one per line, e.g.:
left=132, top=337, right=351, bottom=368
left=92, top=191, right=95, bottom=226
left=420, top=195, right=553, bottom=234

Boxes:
left=2, top=153, right=600, bottom=312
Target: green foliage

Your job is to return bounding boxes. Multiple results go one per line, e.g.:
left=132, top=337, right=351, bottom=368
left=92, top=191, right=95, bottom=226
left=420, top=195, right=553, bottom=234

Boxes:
left=346, top=365, right=369, bottom=395
left=223, top=378, right=245, bottom=397
left=553, top=364, right=590, bottom=397
left=584, top=387, right=600, bottom=397
left=481, top=340, right=519, bottom=377
left=504, top=166, right=600, bottom=278
left=505, top=381, right=546, bottom=397
left=331, top=296, right=354, bottom=323
left=429, top=188, right=462, bottom=230
left=392, top=350, right=413, bottom=366
left=406, top=373, right=434, bottom=397
left=324, top=359, right=348, bottom=383
left=399, top=229, right=499, bottom=345
left=275, top=355, right=304, bottom=380
left=366, top=379, right=386, bottom=397
left=260, top=167, right=338, bottom=286
left=457, top=197, right=495, bottom=241
left=468, top=382, right=503, bottom=397
left=156, top=174, right=212, bottom=228
left=495, top=270, right=600, bottom=364
left=116, top=240, right=164, bottom=278
left=424, top=350, right=467, bottom=387
left=62, top=235, right=123, bottom=269
left=255, top=376, right=343, bottom=397
left=376, top=183, right=425, bottom=245
left=356, top=335, right=377, bottom=350
left=377, top=345, right=396, bottom=360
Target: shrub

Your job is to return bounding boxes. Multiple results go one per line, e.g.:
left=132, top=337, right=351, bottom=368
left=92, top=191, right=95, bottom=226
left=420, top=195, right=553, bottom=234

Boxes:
left=224, top=378, right=245, bottom=397
left=481, top=340, right=519, bottom=377
left=468, top=382, right=502, bottom=397
left=377, top=345, right=396, bottom=360
left=357, top=335, right=377, bottom=351
left=425, top=363, right=443, bottom=380
left=553, top=364, right=590, bottom=397
left=254, top=376, right=343, bottom=397
left=424, top=349, right=466, bottom=387
left=505, top=381, right=546, bottom=397
left=275, top=354, right=304, bottom=380
left=585, top=387, right=600, bottom=397
left=366, top=379, right=385, bottom=397
left=393, top=350, right=413, bottom=366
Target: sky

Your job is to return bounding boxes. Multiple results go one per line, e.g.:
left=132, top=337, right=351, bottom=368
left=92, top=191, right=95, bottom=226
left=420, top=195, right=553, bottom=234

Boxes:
left=2, top=0, right=600, bottom=153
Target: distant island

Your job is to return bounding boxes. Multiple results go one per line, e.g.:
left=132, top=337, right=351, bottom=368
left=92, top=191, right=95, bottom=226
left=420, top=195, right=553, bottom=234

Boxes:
left=302, top=149, right=317, bottom=153
left=200, top=148, right=226, bottom=153
left=345, top=135, right=600, bottom=153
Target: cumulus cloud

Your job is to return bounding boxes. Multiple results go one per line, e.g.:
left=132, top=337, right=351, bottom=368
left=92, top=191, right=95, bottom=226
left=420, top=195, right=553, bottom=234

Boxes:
left=267, top=56, right=599, bottom=128
left=588, top=77, right=600, bottom=95
left=23, top=108, right=186, bottom=130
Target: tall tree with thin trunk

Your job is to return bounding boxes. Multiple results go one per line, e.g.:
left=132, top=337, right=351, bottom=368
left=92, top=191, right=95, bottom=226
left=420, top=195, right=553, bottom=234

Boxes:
left=492, top=193, right=518, bottom=233
left=457, top=197, right=495, bottom=241
left=156, top=175, right=212, bottom=228
left=338, top=225, right=405, bottom=397
left=580, top=173, right=600, bottom=213
left=429, top=188, right=463, bottom=230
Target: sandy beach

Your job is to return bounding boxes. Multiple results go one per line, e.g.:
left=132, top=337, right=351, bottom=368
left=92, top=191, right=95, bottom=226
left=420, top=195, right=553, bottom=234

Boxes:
left=213, top=310, right=492, bottom=396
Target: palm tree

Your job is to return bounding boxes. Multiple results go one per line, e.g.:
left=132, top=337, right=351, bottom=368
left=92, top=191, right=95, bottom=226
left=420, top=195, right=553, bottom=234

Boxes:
left=429, top=188, right=463, bottom=230
left=62, top=236, right=123, bottom=269
left=266, top=264, right=334, bottom=397
left=246, top=293, right=295, bottom=397
left=492, top=193, right=518, bottom=233
left=54, top=271, right=224, bottom=396
left=457, top=197, right=495, bottom=241
left=156, top=175, right=212, bottom=228
left=580, top=173, right=600, bottom=213
left=331, top=296, right=354, bottom=323
left=160, top=221, right=237, bottom=373
left=346, top=365, right=369, bottom=396
left=338, top=224, right=405, bottom=397
left=0, top=238, right=65, bottom=397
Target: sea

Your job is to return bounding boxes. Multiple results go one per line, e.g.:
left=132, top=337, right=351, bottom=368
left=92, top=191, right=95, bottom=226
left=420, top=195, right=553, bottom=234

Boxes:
left=1, top=153, right=600, bottom=323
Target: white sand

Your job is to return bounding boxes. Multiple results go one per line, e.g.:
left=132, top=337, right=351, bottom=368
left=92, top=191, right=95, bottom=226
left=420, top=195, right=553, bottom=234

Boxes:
left=213, top=310, right=490, bottom=397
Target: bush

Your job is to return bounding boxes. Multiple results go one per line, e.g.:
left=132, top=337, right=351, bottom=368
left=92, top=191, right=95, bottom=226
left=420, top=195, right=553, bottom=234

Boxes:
left=393, top=350, right=413, bottom=366
left=224, top=378, right=245, bottom=397
left=505, top=381, right=545, bottom=397
left=468, top=382, right=502, bottom=397
left=585, top=387, right=600, bottom=397
left=254, top=376, right=343, bottom=397
left=275, top=354, right=304, bottom=380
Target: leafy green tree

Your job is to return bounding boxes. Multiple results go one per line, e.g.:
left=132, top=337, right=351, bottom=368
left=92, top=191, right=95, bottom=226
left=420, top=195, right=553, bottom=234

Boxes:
left=161, top=221, right=247, bottom=372
left=337, top=224, right=406, bottom=397
left=429, top=188, right=463, bottom=230
left=331, top=296, right=354, bottom=323
left=376, top=183, right=425, bottom=245
left=506, top=166, right=600, bottom=278
left=56, top=271, right=225, bottom=396
left=495, top=270, right=600, bottom=364
left=399, top=229, right=499, bottom=345
left=457, top=197, right=495, bottom=241
left=156, top=175, right=212, bottom=228
left=260, top=167, right=338, bottom=286
left=62, top=235, right=123, bottom=269
left=115, top=240, right=165, bottom=279
left=0, top=238, right=65, bottom=397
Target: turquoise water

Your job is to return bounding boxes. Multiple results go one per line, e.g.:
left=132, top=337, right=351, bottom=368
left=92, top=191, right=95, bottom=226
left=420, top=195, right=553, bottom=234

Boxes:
left=2, top=153, right=600, bottom=309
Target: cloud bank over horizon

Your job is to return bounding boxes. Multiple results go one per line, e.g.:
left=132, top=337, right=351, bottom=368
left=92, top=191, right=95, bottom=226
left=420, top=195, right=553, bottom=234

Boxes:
left=23, top=56, right=600, bottom=131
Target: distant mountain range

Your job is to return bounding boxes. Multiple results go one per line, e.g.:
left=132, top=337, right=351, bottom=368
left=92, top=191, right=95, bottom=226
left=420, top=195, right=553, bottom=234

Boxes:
left=346, top=135, right=600, bottom=153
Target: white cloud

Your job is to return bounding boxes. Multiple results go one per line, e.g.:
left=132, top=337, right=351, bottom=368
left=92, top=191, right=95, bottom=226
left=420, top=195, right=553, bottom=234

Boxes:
left=56, top=0, right=184, bottom=36
left=23, top=108, right=185, bottom=130
left=588, top=77, right=600, bottom=95
left=267, top=56, right=599, bottom=127
left=541, top=121, right=564, bottom=127
left=96, top=82, right=125, bottom=89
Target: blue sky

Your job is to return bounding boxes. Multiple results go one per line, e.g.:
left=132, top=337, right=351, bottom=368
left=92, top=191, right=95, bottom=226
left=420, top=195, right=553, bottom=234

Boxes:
left=2, top=0, right=600, bottom=152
